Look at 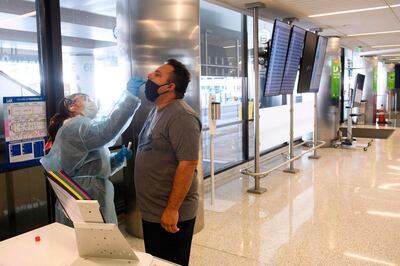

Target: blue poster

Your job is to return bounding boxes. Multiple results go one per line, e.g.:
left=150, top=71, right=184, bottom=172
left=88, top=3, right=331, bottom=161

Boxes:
left=2, top=96, right=46, bottom=171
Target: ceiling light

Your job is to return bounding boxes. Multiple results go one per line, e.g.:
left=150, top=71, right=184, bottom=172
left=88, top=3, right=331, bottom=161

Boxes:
left=388, top=164, right=400, bottom=170
left=344, top=252, right=396, bottom=266
left=381, top=54, right=400, bottom=57
left=348, top=30, right=400, bottom=37
left=367, top=210, right=400, bottom=218
left=309, top=4, right=400, bottom=18
left=0, top=11, right=36, bottom=25
left=378, top=183, right=400, bottom=191
left=309, top=6, right=388, bottom=18
left=223, top=45, right=241, bottom=49
left=372, top=44, right=400, bottom=48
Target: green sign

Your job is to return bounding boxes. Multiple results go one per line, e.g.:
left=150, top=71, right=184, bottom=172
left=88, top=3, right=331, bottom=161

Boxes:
left=388, top=71, right=395, bottom=90
left=373, top=66, right=377, bottom=94
left=331, top=59, right=341, bottom=98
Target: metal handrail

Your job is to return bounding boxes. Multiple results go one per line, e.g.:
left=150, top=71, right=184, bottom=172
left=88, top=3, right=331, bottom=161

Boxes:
left=0, top=70, right=39, bottom=96
left=258, top=140, right=308, bottom=162
left=240, top=140, right=326, bottom=178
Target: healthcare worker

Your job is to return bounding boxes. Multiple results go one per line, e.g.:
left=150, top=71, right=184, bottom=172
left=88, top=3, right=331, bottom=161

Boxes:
left=40, top=77, right=146, bottom=225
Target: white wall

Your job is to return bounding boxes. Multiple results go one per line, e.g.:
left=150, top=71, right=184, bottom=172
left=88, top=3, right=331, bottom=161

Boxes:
left=259, top=99, right=314, bottom=151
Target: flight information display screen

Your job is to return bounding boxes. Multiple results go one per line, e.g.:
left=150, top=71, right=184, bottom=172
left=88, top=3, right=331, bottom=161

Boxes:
left=263, top=19, right=291, bottom=97
left=352, top=73, right=365, bottom=106
left=297, top=31, right=318, bottom=93
left=309, top=36, right=328, bottom=92
left=280, top=26, right=306, bottom=94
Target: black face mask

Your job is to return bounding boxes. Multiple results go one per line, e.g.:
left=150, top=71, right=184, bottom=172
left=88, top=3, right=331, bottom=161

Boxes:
left=144, top=80, right=170, bottom=102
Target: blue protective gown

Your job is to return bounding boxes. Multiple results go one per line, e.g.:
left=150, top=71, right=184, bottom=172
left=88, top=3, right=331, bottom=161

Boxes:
left=40, top=90, right=140, bottom=225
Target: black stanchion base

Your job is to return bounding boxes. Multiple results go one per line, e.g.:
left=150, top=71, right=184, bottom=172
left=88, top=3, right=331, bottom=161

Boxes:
left=247, top=187, right=267, bottom=194
left=283, top=168, right=299, bottom=174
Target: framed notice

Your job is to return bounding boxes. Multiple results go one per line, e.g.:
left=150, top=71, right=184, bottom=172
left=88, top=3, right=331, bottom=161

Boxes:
left=2, top=96, right=46, bottom=170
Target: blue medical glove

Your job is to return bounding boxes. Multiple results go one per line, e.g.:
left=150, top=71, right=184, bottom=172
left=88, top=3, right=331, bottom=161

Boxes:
left=127, top=76, right=146, bottom=97
left=114, top=145, right=133, bottom=164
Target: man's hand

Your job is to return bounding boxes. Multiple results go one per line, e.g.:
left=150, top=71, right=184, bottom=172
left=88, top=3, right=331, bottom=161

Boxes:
left=160, top=207, right=180, bottom=233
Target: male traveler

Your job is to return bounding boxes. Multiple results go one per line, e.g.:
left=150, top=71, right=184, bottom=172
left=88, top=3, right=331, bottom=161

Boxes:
left=134, top=59, right=201, bottom=266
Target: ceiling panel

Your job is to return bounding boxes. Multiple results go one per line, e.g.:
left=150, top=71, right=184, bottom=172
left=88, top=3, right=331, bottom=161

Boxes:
left=1, top=0, right=399, bottom=54
left=389, top=6, right=400, bottom=18
left=340, top=38, right=369, bottom=49
left=219, top=0, right=400, bottom=50
left=0, top=12, right=115, bottom=43
left=225, top=0, right=388, bottom=18
left=309, top=9, right=400, bottom=35
left=24, top=0, right=117, bottom=17
left=268, top=0, right=387, bottom=16
left=345, top=34, right=400, bottom=45
left=384, top=0, right=400, bottom=4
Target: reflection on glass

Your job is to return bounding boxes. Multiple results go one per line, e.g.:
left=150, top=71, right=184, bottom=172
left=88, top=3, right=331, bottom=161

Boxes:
left=202, top=124, right=243, bottom=175
left=0, top=8, right=40, bottom=165
left=200, top=77, right=242, bottom=126
left=60, top=2, right=122, bottom=116
left=200, top=1, right=244, bottom=175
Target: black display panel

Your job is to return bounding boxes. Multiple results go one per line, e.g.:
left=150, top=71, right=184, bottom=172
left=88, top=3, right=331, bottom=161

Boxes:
left=395, top=64, right=400, bottom=89
left=352, top=73, right=365, bottom=106
left=354, top=73, right=365, bottom=91
left=297, top=31, right=318, bottom=93
left=263, top=19, right=291, bottom=96
left=280, top=26, right=306, bottom=94
left=309, top=36, right=328, bottom=92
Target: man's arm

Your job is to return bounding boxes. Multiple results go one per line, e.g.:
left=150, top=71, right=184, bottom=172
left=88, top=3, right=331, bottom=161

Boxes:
left=161, top=159, right=198, bottom=233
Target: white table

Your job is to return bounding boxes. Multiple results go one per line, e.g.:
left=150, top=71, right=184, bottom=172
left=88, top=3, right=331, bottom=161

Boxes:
left=0, top=223, right=176, bottom=266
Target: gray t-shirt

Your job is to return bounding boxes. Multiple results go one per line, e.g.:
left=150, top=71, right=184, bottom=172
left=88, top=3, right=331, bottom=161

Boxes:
left=134, top=99, right=202, bottom=223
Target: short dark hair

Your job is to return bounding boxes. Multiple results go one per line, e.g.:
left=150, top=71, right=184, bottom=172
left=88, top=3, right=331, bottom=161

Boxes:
left=166, top=59, right=191, bottom=99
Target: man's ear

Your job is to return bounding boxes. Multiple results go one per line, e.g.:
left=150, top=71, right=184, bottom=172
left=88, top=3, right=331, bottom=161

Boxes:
left=168, top=82, right=176, bottom=92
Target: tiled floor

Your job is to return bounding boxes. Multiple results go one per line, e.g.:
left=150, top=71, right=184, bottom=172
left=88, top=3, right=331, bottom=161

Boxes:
left=123, top=129, right=400, bottom=265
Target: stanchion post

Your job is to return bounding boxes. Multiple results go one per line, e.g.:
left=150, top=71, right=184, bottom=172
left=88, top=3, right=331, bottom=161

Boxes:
left=210, top=133, right=215, bottom=205
left=208, top=95, right=218, bottom=205
left=282, top=18, right=299, bottom=173
left=245, top=2, right=266, bottom=194
left=206, top=95, right=235, bottom=212
left=309, top=92, right=321, bottom=159
left=284, top=93, right=300, bottom=173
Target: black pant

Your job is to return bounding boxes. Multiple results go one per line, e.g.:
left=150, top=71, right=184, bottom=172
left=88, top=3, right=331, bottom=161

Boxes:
left=142, top=218, right=196, bottom=266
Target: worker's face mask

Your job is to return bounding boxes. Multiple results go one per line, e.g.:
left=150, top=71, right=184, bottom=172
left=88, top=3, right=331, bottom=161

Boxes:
left=145, top=79, right=170, bottom=102
left=81, top=100, right=98, bottom=119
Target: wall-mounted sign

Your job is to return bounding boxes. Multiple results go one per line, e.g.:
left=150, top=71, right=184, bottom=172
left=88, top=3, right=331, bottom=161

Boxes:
left=373, top=66, right=377, bottom=94
left=388, top=71, right=395, bottom=90
left=331, top=59, right=341, bottom=99
left=2, top=96, right=46, bottom=171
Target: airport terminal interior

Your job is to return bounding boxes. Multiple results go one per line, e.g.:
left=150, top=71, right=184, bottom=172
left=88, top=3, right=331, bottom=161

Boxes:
left=1, top=0, right=400, bottom=265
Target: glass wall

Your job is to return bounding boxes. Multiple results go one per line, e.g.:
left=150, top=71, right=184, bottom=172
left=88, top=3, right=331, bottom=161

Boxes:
left=0, top=0, right=44, bottom=240
left=60, top=0, right=122, bottom=116
left=59, top=1, right=127, bottom=211
left=0, top=2, right=41, bottom=166
left=200, top=1, right=244, bottom=175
